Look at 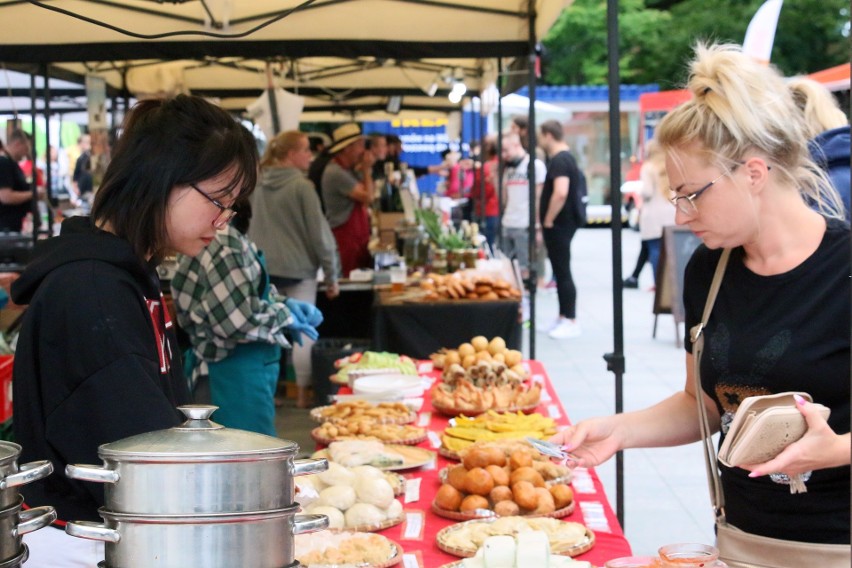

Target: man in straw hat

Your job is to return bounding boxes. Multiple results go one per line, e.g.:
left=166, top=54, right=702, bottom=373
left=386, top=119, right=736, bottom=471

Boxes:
left=321, top=123, right=376, bottom=277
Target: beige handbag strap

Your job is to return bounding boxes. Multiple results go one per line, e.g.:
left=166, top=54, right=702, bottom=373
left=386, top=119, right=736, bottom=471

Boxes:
left=690, top=248, right=731, bottom=521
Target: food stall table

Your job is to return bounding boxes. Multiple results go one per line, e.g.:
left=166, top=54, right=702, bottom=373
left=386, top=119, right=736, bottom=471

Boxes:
left=371, top=291, right=522, bottom=359
left=331, top=360, right=632, bottom=567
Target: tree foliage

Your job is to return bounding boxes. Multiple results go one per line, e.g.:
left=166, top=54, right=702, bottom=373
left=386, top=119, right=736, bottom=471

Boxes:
left=543, top=0, right=850, bottom=88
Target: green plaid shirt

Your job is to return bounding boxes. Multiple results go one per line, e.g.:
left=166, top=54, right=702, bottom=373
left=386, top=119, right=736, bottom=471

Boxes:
left=171, top=226, right=293, bottom=375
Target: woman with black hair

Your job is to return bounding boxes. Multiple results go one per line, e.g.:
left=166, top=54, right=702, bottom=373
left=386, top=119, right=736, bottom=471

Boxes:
left=11, top=95, right=259, bottom=567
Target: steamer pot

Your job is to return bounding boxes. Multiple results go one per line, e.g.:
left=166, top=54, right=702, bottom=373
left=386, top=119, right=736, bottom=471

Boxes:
left=66, top=506, right=327, bottom=568
left=0, top=442, right=53, bottom=509
left=0, top=544, right=27, bottom=568
left=66, top=405, right=327, bottom=514
left=0, top=496, right=56, bottom=563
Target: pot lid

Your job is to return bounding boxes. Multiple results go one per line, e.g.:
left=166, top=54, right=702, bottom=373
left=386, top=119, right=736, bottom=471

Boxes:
left=98, top=405, right=298, bottom=462
left=0, top=441, right=21, bottom=464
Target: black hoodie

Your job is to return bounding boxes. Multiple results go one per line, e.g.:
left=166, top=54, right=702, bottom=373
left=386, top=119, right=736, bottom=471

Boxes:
left=11, top=216, right=190, bottom=522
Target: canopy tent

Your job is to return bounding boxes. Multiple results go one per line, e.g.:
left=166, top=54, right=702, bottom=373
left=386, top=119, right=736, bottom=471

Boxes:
left=0, top=1, right=567, bottom=122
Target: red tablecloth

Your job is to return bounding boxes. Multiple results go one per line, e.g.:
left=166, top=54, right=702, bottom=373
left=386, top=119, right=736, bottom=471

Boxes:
left=332, top=360, right=632, bottom=567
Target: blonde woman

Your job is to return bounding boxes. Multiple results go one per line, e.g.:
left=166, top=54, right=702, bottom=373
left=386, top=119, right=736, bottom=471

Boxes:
left=249, top=131, right=340, bottom=408
left=788, top=77, right=850, bottom=218
left=551, top=43, right=849, bottom=558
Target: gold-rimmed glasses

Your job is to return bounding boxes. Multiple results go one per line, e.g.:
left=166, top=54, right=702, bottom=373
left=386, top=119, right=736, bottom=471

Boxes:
left=190, top=184, right=236, bottom=229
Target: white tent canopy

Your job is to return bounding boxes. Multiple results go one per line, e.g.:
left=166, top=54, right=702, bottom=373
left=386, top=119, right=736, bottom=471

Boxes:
left=0, top=1, right=569, bottom=120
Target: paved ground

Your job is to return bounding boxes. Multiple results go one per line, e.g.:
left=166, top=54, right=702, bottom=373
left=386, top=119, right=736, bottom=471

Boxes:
left=276, top=225, right=717, bottom=557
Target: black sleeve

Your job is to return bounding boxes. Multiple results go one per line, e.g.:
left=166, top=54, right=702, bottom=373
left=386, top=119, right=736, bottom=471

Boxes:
left=549, top=152, right=575, bottom=180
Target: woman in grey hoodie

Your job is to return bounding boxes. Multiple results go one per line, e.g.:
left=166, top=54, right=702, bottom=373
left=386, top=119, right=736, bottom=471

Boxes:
left=249, top=131, right=340, bottom=408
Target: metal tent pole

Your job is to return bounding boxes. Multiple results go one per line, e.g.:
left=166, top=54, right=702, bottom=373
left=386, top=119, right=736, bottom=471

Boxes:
left=526, top=0, right=537, bottom=359
left=604, top=0, right=626, bottom=528
left=496, top=59, right=504, bottom=251
left=29, top=71, right=39, bottom=242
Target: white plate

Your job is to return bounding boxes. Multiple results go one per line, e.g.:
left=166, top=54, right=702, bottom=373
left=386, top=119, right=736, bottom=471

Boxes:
left=353, top=374, right=426, bottom=398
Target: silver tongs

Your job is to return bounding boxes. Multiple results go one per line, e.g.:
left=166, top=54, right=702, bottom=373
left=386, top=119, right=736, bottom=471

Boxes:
left=526, top=437, right=581, bottom=465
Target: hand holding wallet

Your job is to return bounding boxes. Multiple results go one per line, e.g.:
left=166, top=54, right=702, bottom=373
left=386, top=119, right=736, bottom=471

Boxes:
left=718, top=392, right=830, bottom=468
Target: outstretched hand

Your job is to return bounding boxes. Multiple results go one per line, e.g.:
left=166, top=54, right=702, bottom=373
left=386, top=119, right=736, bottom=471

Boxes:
left=548, top=416, right=623, bottom=469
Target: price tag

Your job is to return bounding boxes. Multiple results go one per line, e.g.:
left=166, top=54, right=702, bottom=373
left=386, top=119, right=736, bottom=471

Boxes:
left=540, top=389, right=552, bottom=403
left=401, top=510, right=425, bottom=540
left=427, top=430, right=441, bottom=449
left=579, top=501, right=611, bottom=533
left=417, top=412, right=431, bottom=427
left=402, top=552, right=423, bottom=568
left=547, top=404, right=561, bottom=419
left=571, top=468, right=596, bottom=494
left=404, top=477, right=421, bottom=504
left=417, top=362, right=433, bottom=373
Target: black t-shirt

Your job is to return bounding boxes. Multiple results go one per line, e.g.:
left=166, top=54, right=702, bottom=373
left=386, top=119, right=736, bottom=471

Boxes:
left=684, top=218, right=850, bottom=544
left=73, top=151, right=93, bottom=196
left=540, top=150, right=584, bottom=229
left=0, top=154, right=32, bottom=232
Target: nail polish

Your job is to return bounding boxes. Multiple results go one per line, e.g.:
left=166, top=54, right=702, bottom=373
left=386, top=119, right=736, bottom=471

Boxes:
left=793, top=394, right=806, bottom=406
left=748, top=471, right=763, bottom=478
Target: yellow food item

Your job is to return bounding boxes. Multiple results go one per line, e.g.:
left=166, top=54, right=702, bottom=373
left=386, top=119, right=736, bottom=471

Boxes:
left=533, top=487, right=556, bottom=514
left=458, top=343, right=476, bottom=358
left=488, top=336, right=507, bottom=355
left=490, top=485, right=514, bottom=503
left=462, top=448, right=493, bottom=470
left=493, top=500, right=521, bottom=517
left=509, top=466, right=545, bottom=488
left=471, top=336, right=489, bottom=351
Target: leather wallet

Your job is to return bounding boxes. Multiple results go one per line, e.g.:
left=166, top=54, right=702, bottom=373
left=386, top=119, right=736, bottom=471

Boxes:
left=718, top=392, right=830, bottom=467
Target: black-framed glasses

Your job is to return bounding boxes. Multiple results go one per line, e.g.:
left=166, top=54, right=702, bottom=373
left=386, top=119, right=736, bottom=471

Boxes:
left=190, top=184, right=236, bottom=229
left=669, top=162, right=769, bottom=216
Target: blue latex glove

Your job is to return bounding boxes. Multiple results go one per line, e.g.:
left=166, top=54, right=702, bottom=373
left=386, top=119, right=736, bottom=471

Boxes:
left=284, top=298, right=324, bottom=328
left=287, top=321, right=320, bottom=347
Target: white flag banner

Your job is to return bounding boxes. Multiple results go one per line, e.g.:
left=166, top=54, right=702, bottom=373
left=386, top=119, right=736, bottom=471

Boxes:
left=742, top=0, right=784, bottom=64
left=246, top=88, right=305, bottom=140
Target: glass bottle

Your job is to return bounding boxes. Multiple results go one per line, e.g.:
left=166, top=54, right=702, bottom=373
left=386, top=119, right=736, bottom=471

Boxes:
left=605, top=557, right=657, bottom=568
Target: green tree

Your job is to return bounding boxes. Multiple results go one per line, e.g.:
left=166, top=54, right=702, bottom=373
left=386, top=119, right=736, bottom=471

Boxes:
left=544, top=0, right=850, bottom=88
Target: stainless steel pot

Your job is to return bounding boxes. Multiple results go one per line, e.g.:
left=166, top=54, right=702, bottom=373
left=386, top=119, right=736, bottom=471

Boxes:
left=0, top=544, right=27, bottom=568
left=65, top=405, right=327, bottom=514
left=66, top=506, right=327, bottom=568
left=0, top=496, right=56, bottom=563
left=0, top=442, right=53, bottom=509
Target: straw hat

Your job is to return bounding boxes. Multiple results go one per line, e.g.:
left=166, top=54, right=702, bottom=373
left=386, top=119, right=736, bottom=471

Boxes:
left=327, top=123, right=363, bottom=154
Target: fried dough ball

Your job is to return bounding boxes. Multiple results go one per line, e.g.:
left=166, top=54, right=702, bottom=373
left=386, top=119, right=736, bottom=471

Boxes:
left=482, top=447, right=506, bottom=467
left=509, top=466, right=545, bottom=488
left=462, top=448, right=491, bottom=470
left=511, top=481, right=538, bottom=510
left=471, top=336, right=489, bottom=351
left=447, top=465, right=469, bottom=492
left=533, top=487, right=556, bottom=515
left=435, top=484, right=463, bottom=512
left=494, top=500, right=520, bottom=517
left=459, top=494, right=490, bottom=513
left=464, top=467, right=494, bottom=496
left=488, top=336, right=506, bottom=355
left=509, top=449, right=533, bottom=470
left=485, top=465, right=509, bottom=487
left=550, top=484, right=574, bottom=510
left=489, top=485, right=514, bottom=503
left=457, top=343, right=476, bottom=358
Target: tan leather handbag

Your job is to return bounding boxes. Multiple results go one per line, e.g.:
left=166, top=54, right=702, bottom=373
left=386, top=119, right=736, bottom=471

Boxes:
left=692, top=249, right=851, bottom=568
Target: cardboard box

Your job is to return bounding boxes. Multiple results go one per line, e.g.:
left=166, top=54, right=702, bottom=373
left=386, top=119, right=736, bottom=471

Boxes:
left=377, top=212, right=405, bottom=231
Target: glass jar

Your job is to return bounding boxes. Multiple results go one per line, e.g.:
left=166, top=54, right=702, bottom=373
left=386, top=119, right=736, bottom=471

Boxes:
left=655, top=543, right=728, bottom=567
left=447, top=249, right=463, bottom=273
left=462, top=248, right=478, bottom=270
left=605, top=557, right=658, bottom=568
left=431, top=248, right=448, bottom=275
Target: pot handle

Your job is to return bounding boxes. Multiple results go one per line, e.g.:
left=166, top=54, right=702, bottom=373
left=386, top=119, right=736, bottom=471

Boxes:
left=65, top=464, right=120, bottom=484
left=14, top=506, right=57, bottom=537
left=65, top=521, right=121, bottom=543
left=291, top=458, right=328, bottom=477
left=291, top=514, right=329, bottom=535
left=0, top=460, right=54, bottom=489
